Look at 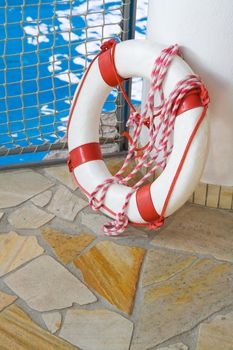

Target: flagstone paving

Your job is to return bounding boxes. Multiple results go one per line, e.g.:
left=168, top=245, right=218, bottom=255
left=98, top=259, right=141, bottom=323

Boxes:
left=0, top=162, right=232, bottom=350
left=42, top=228, right=95, bottom=264
left=4, top=255, right=97, bottom=311
left=47, top=185, right=87, bottom=221
left=0, top=304, right=78, bottom=349
left=80, top=210, right=111, bottom=236
left=42, top=311, right=62, bottom=334
left=0, top=290, right=17, bottom=311
left=151, top=204, right=233, bottom=262
left=74, top=241, right=145, bottom=314
left=195, top=311, right=233, bottom=350
left=31, top=189, right=53, bottom=207
left=44, top=164, right=77, bottom=191
left=59, top=308, right=134, bottom=350
left=131, top=258, right=233, bottom=350
left=8, top=203, right=55, bottom=229
left=0, top=170, right=53, bottom=209
left=0, top=231, right=44, bottom=277
left=142, top=248, right=197, bottom=287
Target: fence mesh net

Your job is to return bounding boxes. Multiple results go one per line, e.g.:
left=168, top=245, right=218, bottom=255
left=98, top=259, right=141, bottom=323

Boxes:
left=0, top=0, right=129, bottom=158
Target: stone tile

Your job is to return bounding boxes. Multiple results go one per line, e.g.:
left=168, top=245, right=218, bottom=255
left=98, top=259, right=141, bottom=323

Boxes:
left=0, top=304, right=78, bottom=349
left=59, top=308, right=133, bottom=350
left=8, top=203, right=54, bottom=229
left=0, top=170, right=53, bottom=209
left=0, top=231, right=44, bottom=277
left=0, top=212, right=4, bottom=221
left=42, top=311, right=62, bottom=334
left=44, top=165, right=77, bottom=191
left=196, top=311, right=233, bottom=350
left=219, top=186, right=233, bottom=209
left=158, top=344, right=188, bottom=350
left=206, top=184, right=220, bottom=208
left=4, top=255, right=97, bottom=312
left=0, top=290, right=17, bottom=311
left=193, top=183, right=207, bottom=206
left=47, top=185, right=87, bottom=221
left=42, top=227, right=95, bottom=264
left=131, top=259, right=233, bottom=350
left=151, top=204, right=233, bottom=262
left=74, top=241, right=145, bottom=314
left=142, top=248, right=197, bottom=287
left=31, top=190, right=53, bottom=207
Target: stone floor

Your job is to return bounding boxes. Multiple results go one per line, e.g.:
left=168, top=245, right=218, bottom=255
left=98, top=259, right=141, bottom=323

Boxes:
left=0, top=158, right=233, bottom=350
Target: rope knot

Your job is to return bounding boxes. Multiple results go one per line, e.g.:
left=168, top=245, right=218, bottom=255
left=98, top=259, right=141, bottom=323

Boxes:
left=200, top=84, right=210, bottom=106
left=103, top=212, right=129, bottom=236
left=100, top=39, right=117, bottom=52
left=126, top=111, right=141, bottom=127
left=148, top=217, right=164, bottom=230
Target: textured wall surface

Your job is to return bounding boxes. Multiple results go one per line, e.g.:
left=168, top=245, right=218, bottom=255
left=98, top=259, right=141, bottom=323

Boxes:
left=146, top=0, right=233, bottom=186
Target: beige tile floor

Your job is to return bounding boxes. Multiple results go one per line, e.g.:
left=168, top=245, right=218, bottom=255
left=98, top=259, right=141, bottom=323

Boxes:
left=0, top=159, right=233, bottom=350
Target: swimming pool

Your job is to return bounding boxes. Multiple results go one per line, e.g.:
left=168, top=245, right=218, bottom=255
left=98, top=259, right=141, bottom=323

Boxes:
left=0, top=0, right=148, bottom=166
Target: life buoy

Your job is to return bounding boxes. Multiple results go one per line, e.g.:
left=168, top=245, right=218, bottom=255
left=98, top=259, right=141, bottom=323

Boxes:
left=67, top=39, right=209, bottom=234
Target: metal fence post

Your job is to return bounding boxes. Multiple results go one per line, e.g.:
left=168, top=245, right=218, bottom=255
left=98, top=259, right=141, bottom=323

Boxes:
left=118, top=0, right=138, bottom=151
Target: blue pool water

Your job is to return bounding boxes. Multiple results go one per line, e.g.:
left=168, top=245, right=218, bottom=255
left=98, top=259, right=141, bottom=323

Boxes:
left=0, top=0, right=148, bottom=166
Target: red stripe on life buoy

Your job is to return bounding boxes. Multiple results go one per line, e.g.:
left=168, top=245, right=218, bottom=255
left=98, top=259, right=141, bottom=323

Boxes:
left=136, top=183, right=160, bottom=222
left=98, top=48, right=125, bottom=87
left=68, top=142, right=103, bottom=172
left=177, top=90, right=203, bottom=116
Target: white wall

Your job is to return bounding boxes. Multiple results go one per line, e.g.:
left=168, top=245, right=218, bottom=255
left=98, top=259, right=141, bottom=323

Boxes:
left=145, top=0, right=233, bottom=186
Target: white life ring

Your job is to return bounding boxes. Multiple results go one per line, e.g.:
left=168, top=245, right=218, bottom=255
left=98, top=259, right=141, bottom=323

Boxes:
left=67, top=39, right=209, bottom=228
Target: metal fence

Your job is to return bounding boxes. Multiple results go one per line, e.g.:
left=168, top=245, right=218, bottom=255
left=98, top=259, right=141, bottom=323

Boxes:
left=0, top=0, right=137, bottom=162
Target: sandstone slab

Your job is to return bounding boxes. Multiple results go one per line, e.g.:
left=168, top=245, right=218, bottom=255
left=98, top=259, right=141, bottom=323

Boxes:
left=0, top=290, right=17, bottom=311
left=4, top=255, right=97, bottom=312
left=59, top=308, right=133, bottom=350
left=44, top=165, right=77, bottom=191
left=0, top=170, right=53, bottom=209
left=151, top=204, right=233, bottom=262
left=0, top=304, right=78, bottom=349
left=196, top=311, right=233, bottom=350
left=47, top=185, right=87, bottom=221
left=0, top=231, right=44, bottom=277
left=42, top=228, right=95, bottom=264
left=74, top=241, right=145, bottom=314
left=31, top=190, right=53, bottom=207
left=8, top=203, right=54, bottom=229
left=42, top=311, right=62, bottom=334
left=131, top=258, right=233, bottom=350
left=142, top=248, right=197, bottom=287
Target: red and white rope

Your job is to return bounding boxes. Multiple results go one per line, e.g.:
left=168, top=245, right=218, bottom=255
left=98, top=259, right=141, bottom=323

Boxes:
left=89, top=44, right=208, bottom=236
